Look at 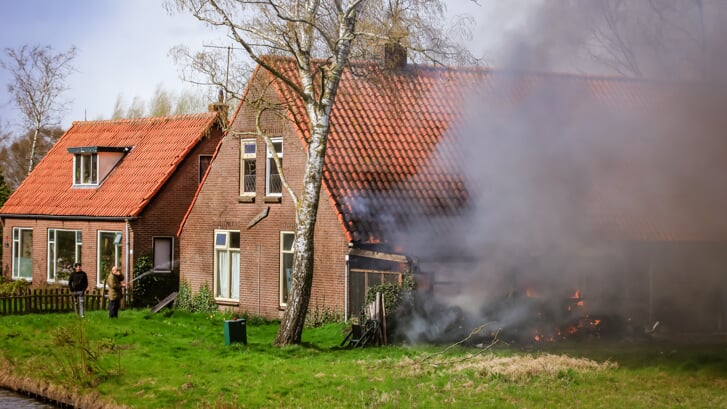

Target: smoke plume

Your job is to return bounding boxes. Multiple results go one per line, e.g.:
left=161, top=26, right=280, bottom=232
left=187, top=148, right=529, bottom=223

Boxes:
left=392, top=0, right=727, bottom=344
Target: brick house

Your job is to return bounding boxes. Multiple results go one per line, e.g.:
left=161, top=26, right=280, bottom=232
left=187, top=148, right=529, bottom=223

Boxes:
left=0, top=109, right=225, bottom=290
left=180, top=57, right=727, bottom=333
left=177, top=57, right=478, bottom=319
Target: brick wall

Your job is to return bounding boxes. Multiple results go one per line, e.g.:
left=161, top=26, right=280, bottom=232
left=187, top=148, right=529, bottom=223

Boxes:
left=180, top=76, right=349, bottom=319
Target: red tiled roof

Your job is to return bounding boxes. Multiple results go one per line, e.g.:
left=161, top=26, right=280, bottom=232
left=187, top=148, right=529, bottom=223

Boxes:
left=0, top=113, right=220, bottom=218
left=249, top=58, right=727, bottom=244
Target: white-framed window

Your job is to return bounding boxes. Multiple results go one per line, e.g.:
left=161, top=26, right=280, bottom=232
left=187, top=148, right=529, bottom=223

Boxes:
left=240, top=140, right=256, bottom=195
left=73, top=153, right=98, bottom=185
left=199, top=155, right=212, bottom=184
left=12, top=227, right=33, bottom=280
left=48, top=228, right=82, bottom=282
left=280, top=231, right=294, bottom=305
left=214, top=230, right=240, bottom=300
left=98, top=231, right=122, bottom=286
left=266, top=138, right=283, bottom=196
left=153, top=237, right=174, bottom=272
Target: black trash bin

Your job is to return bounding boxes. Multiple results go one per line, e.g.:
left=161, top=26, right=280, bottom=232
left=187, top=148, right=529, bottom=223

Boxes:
left=224, top=319, right=247, bottom=345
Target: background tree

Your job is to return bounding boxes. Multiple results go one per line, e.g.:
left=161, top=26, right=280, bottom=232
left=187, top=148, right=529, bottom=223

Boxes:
left=168, top=0, right=474, bottom=346
left=110, top=86, right=211, bottom=119
left=0, top=126, right=63, bottom=189
left=0, top=45, right=76, bottom=174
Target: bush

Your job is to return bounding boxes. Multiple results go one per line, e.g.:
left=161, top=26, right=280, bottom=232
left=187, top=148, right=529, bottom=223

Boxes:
left=131, top=254, right=179, bottom=308
left=174, top=281, right=193, bottom=311
left=174, top=281, right=217, bottom=314
left=0, top=275, right=31, bottom=296
left=191, top=284, right=218, bottom=314
left=364, top=273, right=415, bottom=318
left=305, top=302, right=342, bottom=328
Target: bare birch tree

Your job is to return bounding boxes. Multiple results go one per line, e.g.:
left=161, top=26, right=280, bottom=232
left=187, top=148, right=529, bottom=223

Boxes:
left=1, top=45, right=76, bottom=174
left=167, top=0, right=474, bottom=346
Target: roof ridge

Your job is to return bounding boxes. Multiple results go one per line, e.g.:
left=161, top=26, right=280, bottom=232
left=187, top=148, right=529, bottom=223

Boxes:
left=71, top=111, right=218, bottom=127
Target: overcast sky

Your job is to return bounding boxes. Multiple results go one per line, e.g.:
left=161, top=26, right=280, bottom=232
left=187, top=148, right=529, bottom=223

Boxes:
left=0, top=0, right=532, bottom=131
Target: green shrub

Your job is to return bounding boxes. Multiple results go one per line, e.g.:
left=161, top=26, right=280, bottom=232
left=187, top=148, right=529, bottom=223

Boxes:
left=305, top=302, right=343, bottom=327
left=131, top=254, right=179, bottom=308
left=191, top=284, right=218, bottom=314
left=175, top=281, right=217, bottom=314
left=0, top=275, right=31, bottom=296
left=174, top=280, right=194, bottom=311
left=364, top=273, right=415, bottom=318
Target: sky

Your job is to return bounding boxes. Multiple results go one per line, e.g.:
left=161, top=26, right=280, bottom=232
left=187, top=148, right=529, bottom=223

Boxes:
left=0, top=0, right=529, bottom=132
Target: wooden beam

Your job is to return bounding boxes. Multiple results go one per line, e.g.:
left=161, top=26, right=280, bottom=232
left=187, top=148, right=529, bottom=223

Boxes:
left=349, top=248, right=409, bottom=264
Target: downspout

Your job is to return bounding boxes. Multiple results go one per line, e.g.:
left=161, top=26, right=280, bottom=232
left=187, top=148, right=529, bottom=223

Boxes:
left=258, top=244, right=261, bottom=315
left=125, top=219, right=131, bottom=300
left=345, top=251, right=350, bottom=323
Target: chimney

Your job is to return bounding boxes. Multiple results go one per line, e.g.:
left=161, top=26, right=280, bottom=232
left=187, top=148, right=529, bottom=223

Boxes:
left=384, top=42, right=407, bottom=71
left=208, top=88, right=229, bottom=126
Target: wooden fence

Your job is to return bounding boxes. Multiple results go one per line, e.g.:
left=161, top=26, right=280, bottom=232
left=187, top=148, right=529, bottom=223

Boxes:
left=0, top=288, right=108, bottom=315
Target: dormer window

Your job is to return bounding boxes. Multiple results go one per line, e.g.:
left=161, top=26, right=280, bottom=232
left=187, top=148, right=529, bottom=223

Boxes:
left=67, top=146, right=131, bottom=187
left=74, top=153, right=98, bottom=185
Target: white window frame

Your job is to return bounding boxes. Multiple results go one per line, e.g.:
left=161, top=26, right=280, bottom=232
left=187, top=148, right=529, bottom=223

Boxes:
left=214, top=230, right=240, bottom=301
left=280, top=231, right=294, bottom=306
left=97, top=231, right=122, bottom=286
left=47, top=228, right=82, bottom=282
left=152, top=237, right=174, bottom=272
left=12, top=227, right=33, bottom=281
left=73, top=153, right=98, bottom=186
left=240, top=139, right=257, bottom=196
left=266, top=138, right=283, bottom=196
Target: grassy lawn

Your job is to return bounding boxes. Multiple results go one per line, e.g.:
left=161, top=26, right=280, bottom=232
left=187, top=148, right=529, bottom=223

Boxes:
left=1, top=309, right=726, bottom=409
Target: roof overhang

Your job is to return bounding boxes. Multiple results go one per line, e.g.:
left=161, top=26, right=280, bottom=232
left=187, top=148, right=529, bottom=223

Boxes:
left=67, top=146, right=132, bottom=154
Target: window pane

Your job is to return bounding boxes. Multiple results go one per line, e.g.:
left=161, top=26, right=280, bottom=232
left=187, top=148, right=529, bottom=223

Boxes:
left=12, top=228, right=33, bottom=280
left=199, top=155, right=212, bottom=183
left=283, top=233, right=294, bottom=251
left=217, top=251, right=229, bottom=298
left=215, top=232, right=227, bottom=247
left=99, top=231, right=120, bottom=285
left=55, top=230, right=78, bottom=281
left=231, top=251, right=240, bottom=301
left=282, top=253, right=293, bottom=304
left=230, top=232, right=240, bottom=249
left=90, top=154, right=98, bottom=183
left=244, top=143, right=256, bottom=154
left=243, top=159, right=256, bottom=193
left=268, top=158, right=282, bottom=194
left=153, top=237, right=173, bottom=271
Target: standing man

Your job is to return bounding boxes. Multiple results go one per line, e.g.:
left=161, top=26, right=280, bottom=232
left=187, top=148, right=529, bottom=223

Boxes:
left=68, top=263, right=88, bottom=317
left=104, top=265, right=125, bottom=318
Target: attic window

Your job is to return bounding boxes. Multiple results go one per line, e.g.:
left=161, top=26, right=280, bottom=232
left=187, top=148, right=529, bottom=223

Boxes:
left=74, top=153, right=98, bottom=185
left=68, top=146, right=131, bottom=187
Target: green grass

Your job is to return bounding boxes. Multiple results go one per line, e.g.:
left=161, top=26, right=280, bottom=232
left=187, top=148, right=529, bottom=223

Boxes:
left=1, top=310, right=726, bottom=408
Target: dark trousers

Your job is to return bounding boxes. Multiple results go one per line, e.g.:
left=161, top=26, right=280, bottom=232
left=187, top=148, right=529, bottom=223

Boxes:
left=109, top=299, right=120, bottom=318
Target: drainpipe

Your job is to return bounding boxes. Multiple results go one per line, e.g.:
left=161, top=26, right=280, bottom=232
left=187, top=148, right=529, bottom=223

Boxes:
left=345, top=253, right=350, bottom=323
left=257, top=244, right=261, bottom=315
left=125, top=219, right=131, bottom=295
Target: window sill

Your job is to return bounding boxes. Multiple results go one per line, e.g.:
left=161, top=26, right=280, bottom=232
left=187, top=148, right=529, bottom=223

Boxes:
left=238, top=196, right=255, bottom=203
left=216, top=298, right=240, bottom=306
left=264, top=196, right=282, bottom=203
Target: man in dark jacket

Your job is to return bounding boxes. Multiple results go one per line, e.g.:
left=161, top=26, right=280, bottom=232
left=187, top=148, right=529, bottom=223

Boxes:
left=68, top=263, right=88, bottom=317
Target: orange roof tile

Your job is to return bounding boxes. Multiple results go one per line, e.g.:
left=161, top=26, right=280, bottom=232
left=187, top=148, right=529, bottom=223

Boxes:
left=1, top=113, right=220, bottom=218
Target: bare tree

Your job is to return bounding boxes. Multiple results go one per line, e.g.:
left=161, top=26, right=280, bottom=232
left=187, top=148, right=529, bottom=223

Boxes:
left=0, top=127, right=63, bottom=189
left=582, top=0, right=714, bottom=80
left=110, top=86, right=211, bottom=119
left=1, top=45, right=76, bottom=174
left=168, top=0, right=474, bottom=346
